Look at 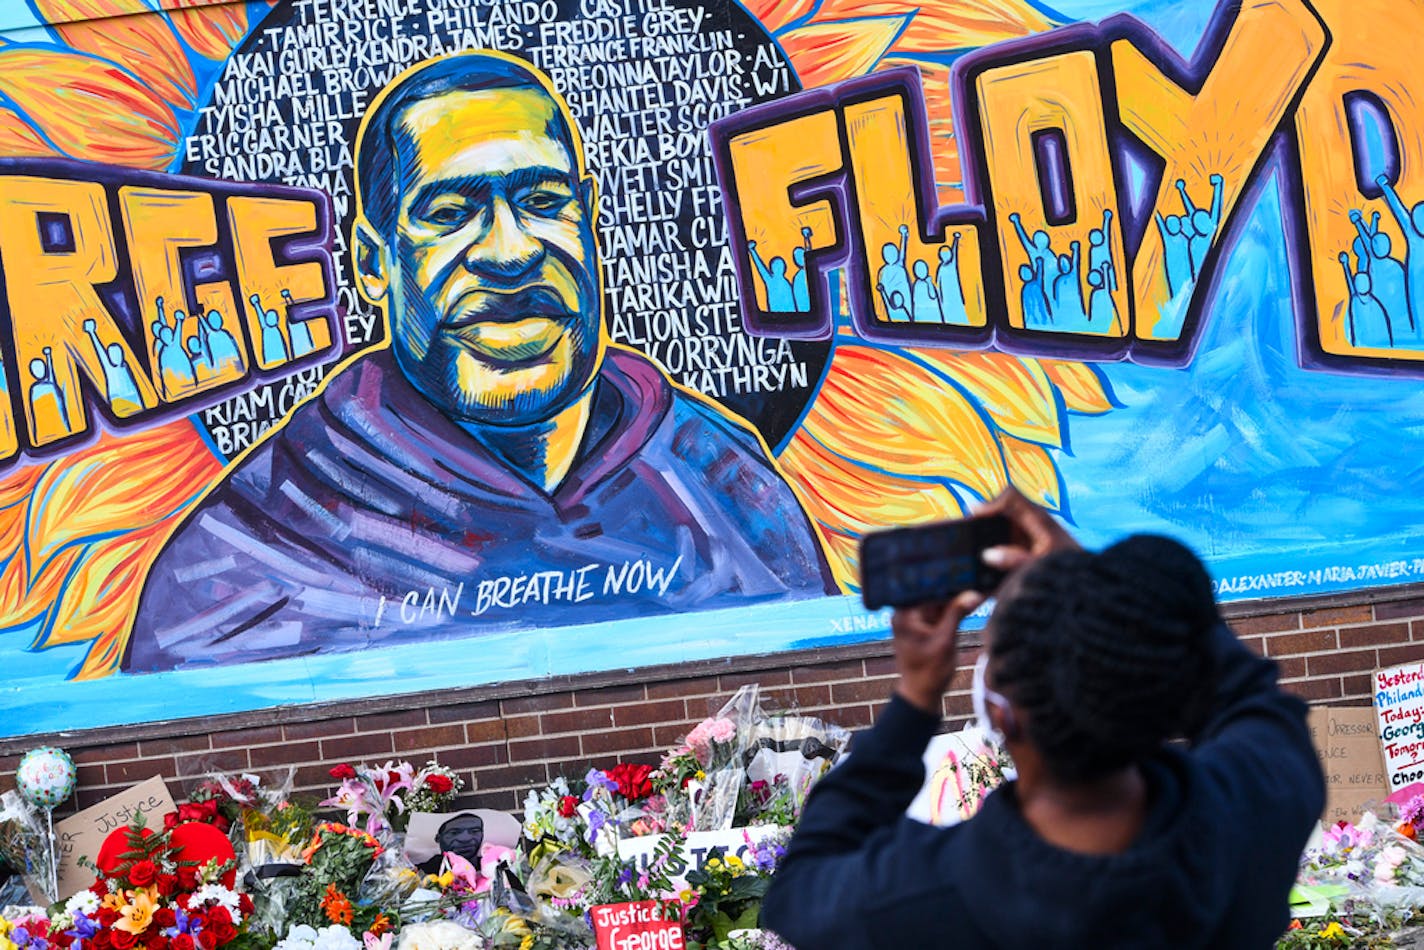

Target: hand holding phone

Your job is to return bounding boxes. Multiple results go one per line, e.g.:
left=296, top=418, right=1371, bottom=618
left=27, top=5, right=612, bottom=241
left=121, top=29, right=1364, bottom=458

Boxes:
left=859, top=514, right=1013, bottom=610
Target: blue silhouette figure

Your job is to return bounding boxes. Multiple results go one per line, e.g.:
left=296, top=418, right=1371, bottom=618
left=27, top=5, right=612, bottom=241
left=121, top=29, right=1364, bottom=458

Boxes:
left=747, top=240, right=796, bottom=313
left=936, top=233, right=968, bottom=325
left=186, top=335, right=212, bottom=380
left=281, top=289, right=317, bottom=357
left=251, top=293, right=290, bottom=364
left=1009, top=212, right=1056, bottom=278
left=83, top=318, right=143, bottom=413
left=876, top=224, right=913, bottom=321
left=910, top=259, right=940, bottom=323
left=1086, top=266, right=1120, bottom=332
left=1087, top=209, right=1116, bottom=292
left=1176, top=175, right=1224, bottom=278
left=199, top=310, right=244, bottom=373
left=1350, top=209, right=1408, bottom=336
left=1340, top=252, right=1394, bottom=348
left=1377, top=174, right=1424, bottom=335
left=1051, top=241, right=1086, bottom=328
left=28, top=347, right=68, bottom=435
left=876, top=282, right=911, bottom=322
left=791, top=227, right=813, bottom=312
left=1019, top=259, right=1051, bottom=328
left=151, top=296, right=195, bottom=397
left=1156, top=212, right=1194, bottom=297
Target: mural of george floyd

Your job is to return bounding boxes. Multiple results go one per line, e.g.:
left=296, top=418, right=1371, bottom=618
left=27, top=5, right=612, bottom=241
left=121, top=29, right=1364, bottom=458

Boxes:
left=0, top=0, right=1421, bottom=771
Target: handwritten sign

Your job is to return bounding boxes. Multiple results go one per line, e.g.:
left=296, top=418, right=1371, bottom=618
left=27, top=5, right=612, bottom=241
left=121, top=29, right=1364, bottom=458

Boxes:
left=591, top=901, right=684, bottom=950
left=1308, top=706, right=1389, bottom=824
left=617, top=826, right=782, bottom=888
left=1373, top=661, right=1424, bottom=792
left=53, top=775, right=174, bottom=898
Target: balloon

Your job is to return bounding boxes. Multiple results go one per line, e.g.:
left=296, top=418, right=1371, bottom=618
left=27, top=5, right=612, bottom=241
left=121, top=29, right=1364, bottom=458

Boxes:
left=15, top=745, right=76, bottom=810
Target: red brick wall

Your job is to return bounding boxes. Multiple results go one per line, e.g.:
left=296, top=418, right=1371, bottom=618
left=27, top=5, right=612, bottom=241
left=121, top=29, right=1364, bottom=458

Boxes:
left=4, top=589, right=1424, bottom=818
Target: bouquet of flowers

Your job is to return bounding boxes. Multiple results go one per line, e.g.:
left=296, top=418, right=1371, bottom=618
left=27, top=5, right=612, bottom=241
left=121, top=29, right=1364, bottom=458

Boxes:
left=285, top=822, right=390, bottom=935
left=0, top=792, right=55, bottom=904
left=522, top=777, right=593, bottom=864
left=399, top=768, right=463, bottom=830
left=323, top=765, right=416, bottom=841
left=682, top=848, right=771, bottom=950
left=47, top=814, right=255, bottom=950
left=0, top=909, right=55, bottom=950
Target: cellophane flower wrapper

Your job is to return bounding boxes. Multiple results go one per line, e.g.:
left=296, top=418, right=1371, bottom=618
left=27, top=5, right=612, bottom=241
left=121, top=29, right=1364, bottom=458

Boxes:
left=360, top=842, right=422, bottom=910
left=742, top=713, right=850, bottom=818
left=0, top=792, right=54, bottom=904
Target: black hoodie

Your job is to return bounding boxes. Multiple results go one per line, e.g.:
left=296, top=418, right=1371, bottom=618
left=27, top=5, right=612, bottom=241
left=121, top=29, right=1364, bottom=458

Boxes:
left=761, top=623, right=1325, bottom=948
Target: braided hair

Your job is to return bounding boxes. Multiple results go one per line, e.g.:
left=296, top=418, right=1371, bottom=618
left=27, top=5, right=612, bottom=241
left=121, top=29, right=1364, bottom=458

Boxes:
left=988, top=534, right=1218, bottom=784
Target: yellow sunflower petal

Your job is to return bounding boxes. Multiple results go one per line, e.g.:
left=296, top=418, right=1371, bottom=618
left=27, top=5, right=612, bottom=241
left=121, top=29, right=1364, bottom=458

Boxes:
left=777, top=16, right=908, bottom=89
left=799, top=345, right=1007, bottom=502
left=0, top=48, right=179, bottom=169
left=803, top=0, right=1054, bottom=52
left=997, top=433, right=1062, bottom=512
left=27, top=420, right=219, bottom=565
left=0, top=106, right=60, bottom=158
left=36, top=0, right=197, bottom=107
left=1040, top=359, right=1117, bottom=414
left=912, top=349, right=1064, bottom=447
left=160, top=0, right=251, bottom=61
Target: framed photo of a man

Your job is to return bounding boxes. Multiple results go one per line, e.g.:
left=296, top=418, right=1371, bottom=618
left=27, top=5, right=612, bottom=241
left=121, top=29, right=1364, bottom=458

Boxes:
left=404, top=809, right=522, bottom=883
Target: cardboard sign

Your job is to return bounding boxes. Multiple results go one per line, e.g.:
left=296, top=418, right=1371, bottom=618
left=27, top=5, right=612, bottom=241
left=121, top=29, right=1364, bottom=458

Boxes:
left=1308, top=706, right=1389, bottom=824
left=617, top=826, right=782, bottom=888
left=53, top=776, right=175, bottom=899
left=1373, top=661, right=1424, bottom=793
left=591, top=901, right=683, bottom=950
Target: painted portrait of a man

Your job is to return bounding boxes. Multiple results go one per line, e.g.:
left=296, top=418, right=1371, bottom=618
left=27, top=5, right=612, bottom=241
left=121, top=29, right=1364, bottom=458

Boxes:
left=123, top=51, right=838, bottom=672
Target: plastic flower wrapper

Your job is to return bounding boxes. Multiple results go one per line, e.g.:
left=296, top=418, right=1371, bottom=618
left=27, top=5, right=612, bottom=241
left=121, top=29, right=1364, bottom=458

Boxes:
left=0, top=792, right=54, bottom=904
left=359, top=843, right=423, bottom=912
left=274, top=922, right=365, bottom=949
left=742, top=712, right=850, bottom=816
left=522, top=777, right=590, bottom=864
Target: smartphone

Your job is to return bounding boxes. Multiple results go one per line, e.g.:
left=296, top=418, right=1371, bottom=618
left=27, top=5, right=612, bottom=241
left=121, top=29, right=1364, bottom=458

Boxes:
left=859, top=514, right=1013, bottom=610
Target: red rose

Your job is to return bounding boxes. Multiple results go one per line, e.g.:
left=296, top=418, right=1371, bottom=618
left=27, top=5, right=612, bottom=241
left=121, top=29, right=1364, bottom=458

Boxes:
left=129, top=859, right=158, bottom=887
left=330, top=764, right=358, bottom=781
left=238, top=894, right=253, bottom=916
left=162, top=811, right=180, bottom=831
left=92, top=931, right=113, bottom=950
left=111, top=929, right=138, bottom=950
left=52, top=932, right=75, bottom=948
left=98, top=907, right=121, bottom=928
left=171, top=936, right=196, bottom=950
left=197, top=929, right=218, bottom=950
left=207, top=906, right=232, bottom=928
left=146, top=933, right=168, bottom=950
left=154, top=908, right=177, bottom=930
left=209, top=920, right=237, bottom=945
left=424, top=774, right=454, bottom=794
left=157, top=873, right=179, bottom=897
left=92, top=879, right=109, bottom=898
left=558, top=795, right=579, bottom=818
left=176, top=865, right=200, bottom=890
left=606, top=763, right=654, bottom=801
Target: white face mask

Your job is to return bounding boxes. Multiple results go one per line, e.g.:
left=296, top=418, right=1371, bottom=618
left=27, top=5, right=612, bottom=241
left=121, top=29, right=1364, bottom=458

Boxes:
left=972, top=651, right=1013, bottom=746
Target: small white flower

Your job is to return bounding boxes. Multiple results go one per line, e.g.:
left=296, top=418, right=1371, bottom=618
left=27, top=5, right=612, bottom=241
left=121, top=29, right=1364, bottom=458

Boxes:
left=396, top=919, right=484, bottom=950
left=64, top=890, right=100, bottom=917
left=191, top=883, right=243, bottom=924
left=311, top=925, right=363, bottom=950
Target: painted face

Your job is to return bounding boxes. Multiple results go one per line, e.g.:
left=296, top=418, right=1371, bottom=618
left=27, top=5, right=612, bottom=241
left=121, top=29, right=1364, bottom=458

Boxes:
left=382, top=88, right=602, bottom=426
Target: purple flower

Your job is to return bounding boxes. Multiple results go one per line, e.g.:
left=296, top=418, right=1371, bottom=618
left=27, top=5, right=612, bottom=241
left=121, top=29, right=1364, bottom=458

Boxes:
left=617, top=866, right=635, bottom=887
left=587, top=808, right=608, bottom=843
left=67, top=915, right=98, bottom=943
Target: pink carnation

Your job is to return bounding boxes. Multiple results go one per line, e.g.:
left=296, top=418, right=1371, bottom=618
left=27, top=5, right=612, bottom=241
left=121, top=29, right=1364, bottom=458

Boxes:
left=685, top=717, right=736, bottom=760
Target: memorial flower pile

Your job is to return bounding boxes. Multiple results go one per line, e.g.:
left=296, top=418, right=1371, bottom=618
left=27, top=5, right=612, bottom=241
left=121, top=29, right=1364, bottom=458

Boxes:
left=45, top=814, right=255, bottom=950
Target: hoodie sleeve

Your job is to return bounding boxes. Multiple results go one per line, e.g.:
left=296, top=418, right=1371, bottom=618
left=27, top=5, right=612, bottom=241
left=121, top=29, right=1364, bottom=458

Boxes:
left=759, top=694, right=941, bottom=948
left=1191, top=622, right=1325, bottom=877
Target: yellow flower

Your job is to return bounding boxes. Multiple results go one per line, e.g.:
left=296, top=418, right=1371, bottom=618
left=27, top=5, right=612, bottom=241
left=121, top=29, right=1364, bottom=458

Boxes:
left=519, top=935, right=534, bottom=950
left=0, top=936, right=16, bottom=950
left=725, top=855, right=744, bottom=870
left=115, top=889, right=157, bottom=934
left=706, top=857, right=722, bottom=869
left=1320, top=922, right=1346, bottom=939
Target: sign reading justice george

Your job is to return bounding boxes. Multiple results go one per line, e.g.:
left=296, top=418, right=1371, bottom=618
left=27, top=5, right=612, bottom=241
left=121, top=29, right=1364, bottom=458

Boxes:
left=591, top=900, right=684, bottom=950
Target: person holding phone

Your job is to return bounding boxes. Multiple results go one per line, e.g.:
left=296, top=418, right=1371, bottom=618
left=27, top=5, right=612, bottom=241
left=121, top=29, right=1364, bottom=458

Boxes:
left=761, top=490, right=1323, bottom=948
